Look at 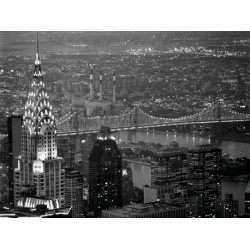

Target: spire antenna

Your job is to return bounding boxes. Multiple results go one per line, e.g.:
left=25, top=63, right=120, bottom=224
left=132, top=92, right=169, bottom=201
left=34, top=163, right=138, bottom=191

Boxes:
left=34, top=31, right=42, bottom=77
left=35, top=31, right=40, bottom=65
left=36, top=31, right=39, bottom=54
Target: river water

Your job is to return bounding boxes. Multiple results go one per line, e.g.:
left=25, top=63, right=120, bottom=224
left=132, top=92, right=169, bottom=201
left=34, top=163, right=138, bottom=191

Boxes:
left=115, top=130, right=250, bottom=159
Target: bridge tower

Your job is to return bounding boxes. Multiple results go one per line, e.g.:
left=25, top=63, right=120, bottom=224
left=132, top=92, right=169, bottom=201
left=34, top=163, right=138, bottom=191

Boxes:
left=127, top=106, right=139, bottom=143
left=212, top=99, right=222, bottom=136
left=218, top=99, right=222, bottom=135
left=75, top=107, right=81, bottom=153
left=127, top=130, right=137, bottom=143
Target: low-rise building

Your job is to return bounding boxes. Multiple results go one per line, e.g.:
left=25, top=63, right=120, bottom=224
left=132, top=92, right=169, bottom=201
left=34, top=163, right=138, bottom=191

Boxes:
left=102, top=203, right=187, bottom=218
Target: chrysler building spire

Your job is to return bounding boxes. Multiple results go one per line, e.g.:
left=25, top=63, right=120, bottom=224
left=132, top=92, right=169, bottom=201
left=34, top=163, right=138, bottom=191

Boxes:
left=34, top=32, right=42, bottom=77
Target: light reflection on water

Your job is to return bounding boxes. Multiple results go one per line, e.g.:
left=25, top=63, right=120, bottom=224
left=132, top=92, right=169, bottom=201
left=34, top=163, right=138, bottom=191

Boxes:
left=115, top=131, right=250, bottom=159
left=117, top=131, right=210, bottom=150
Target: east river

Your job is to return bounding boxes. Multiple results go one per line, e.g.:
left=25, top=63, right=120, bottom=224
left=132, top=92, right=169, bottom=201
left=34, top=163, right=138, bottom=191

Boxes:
left=115, top=130, right=250, bottom=159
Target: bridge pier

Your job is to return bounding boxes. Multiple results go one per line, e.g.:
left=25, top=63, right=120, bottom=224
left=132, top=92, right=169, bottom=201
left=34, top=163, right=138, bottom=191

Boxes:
left=127, top=129, right=137, bottom=143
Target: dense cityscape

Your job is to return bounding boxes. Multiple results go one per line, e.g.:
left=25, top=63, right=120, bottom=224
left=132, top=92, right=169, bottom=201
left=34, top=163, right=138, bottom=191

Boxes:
left=0, top=31, right=250, bottom=218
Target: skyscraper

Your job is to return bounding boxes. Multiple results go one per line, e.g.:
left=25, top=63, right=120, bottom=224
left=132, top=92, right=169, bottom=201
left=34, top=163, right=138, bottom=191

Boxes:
left=89, top=126, right=122, bottom=217
left=150, top=151, right=188, bottom=204
left=14, top=33, right=65, bottom=208
left=7, top=115, right=22, bottom=206
left=65, top=170, right=84, bottom=218
left=122, top=165, right=133, bottom=206
left=187, top=145, right=222, bottom=218
left=0, top=162, right=9, bottom=205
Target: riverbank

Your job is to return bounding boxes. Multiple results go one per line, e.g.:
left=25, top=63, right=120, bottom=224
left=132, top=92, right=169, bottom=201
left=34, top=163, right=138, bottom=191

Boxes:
left=144, top=128, right=250, bottom=144
left=211, top=132, right=250, bottom=144
left=144, top=128, right=210, bottom=139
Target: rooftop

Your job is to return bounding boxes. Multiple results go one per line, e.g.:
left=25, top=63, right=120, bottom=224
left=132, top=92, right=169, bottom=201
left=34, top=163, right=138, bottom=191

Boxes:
left=0, top=206, right=72, bottom=218
left=102, top=203, right=186, bottom=217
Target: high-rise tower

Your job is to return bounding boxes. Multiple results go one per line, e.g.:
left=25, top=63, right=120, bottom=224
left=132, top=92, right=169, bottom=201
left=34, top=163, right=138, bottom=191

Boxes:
left=7, top=115, right=22, bottom=206
left=187, top=145, right=221, bottom=218
left=14, top=33, right=65, bottom=208
left=88, top=126, right=122, bottom=217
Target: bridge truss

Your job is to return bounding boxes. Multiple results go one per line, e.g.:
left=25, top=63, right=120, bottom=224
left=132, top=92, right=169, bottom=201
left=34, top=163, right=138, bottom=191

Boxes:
left=56, top=101, right=250, bottom=136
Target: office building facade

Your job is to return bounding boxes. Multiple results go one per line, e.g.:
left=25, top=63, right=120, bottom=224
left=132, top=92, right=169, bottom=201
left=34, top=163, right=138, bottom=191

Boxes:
left=187, top=145, right=222, bottom=217
left=7, top=115, right=22, bottom=205
left=150, top=151, right=188, bottom=203
left=65, top=170, right=84, bottom=218
left=89, top=126, right=122, bottom=217
left=0, top=163, right=9, bottom=205
left=122, top=166, right=133, bottom=205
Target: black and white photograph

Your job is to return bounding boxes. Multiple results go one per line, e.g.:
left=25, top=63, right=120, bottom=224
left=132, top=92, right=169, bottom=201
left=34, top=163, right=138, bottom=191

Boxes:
left=0, top=0, right=249, bottom=249
left=1, top=30, right=250, bottom=218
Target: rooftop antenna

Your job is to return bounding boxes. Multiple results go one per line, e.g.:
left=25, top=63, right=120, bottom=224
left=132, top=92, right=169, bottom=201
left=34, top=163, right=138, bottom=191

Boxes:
left=34, top=31, right=42, bottom=77
left=35, top=31, right=41, bottom=65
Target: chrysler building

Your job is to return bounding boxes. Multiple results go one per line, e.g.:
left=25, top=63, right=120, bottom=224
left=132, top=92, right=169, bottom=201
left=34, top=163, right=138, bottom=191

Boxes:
left=14, top=33, right=65, bottom=208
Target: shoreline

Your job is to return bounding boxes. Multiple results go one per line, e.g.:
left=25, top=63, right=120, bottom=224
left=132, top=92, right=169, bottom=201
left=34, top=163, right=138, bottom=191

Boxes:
left=141, top=129, right=250, bottom=144
left=211, top=133, right=250, bottom=144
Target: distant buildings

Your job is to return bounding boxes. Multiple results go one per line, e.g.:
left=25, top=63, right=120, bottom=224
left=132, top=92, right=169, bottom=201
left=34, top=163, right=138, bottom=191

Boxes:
left=84, top=67, right=124, bottom=117
left=88, top=126, right=122, bottom=217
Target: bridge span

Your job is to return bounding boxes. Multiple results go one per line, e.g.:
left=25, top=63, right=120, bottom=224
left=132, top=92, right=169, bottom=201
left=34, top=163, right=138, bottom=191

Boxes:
left=56, top=101, right=250, bottom=136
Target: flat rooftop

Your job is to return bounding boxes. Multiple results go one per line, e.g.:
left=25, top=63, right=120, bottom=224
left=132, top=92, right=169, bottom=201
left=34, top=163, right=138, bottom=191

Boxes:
left=102, top=203, right=186, bottom=217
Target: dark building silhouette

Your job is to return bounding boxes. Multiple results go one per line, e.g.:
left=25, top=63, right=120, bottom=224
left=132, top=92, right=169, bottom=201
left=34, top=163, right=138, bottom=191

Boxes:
left=102, top=203, right=187, bottom=218
left=81, top=133, right=97, bottom=176
left=57, top=137, right=75, bottom=168
left=187, top=145, right=222, bottom=218
left=0, top=112, right=8, bottom=135
left=89, top=126, right=122, bottom=217
left=215, top=193, right=239, bottom=218
left=7, top=115, right=22, bottom=206
left=0, top=162, right=9, bottom=205
left=245, top=180, right=250, bottom=215
left=65, top=170, right=84, bottom=218
left=122, top=166, right=133, bottom=205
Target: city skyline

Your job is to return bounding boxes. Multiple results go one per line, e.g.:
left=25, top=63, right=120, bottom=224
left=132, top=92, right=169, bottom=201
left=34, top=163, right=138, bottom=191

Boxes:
left=0, top=30, right=250, bottom=220
left=1, top=0, right=250, bottom=249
